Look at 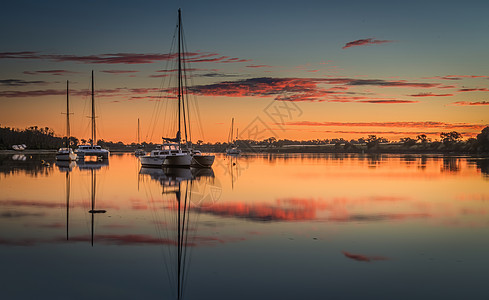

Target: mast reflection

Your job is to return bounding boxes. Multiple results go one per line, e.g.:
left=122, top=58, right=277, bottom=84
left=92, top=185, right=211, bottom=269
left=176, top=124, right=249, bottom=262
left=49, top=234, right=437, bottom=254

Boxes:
left=140, top=167, right=216, bottom=299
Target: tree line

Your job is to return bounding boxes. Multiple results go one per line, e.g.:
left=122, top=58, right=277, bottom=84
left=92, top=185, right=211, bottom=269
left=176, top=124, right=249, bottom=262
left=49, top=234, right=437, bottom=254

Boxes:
left=1, top=125, right=488, bottom=154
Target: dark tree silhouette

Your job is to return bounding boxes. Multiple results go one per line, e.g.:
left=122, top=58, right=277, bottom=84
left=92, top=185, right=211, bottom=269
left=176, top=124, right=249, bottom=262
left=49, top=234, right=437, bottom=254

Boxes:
left=477, top=127, right=489, bottom=151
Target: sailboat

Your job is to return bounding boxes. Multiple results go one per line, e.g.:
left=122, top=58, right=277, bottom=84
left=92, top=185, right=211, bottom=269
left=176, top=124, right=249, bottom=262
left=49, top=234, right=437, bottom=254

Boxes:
left=141, top=9, right=213, bottom=168
left=56, top=81, right=77, bottom=161
left=226, top=118, right=241, bottom=155
left=134, top=118, right=146, bottom=156
left=75, top=71, right=109, bottom=159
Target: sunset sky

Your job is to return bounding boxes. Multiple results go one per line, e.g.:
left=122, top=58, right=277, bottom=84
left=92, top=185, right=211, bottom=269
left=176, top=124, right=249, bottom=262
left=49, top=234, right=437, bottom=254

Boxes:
left=1, top=0, right=488, bottom=143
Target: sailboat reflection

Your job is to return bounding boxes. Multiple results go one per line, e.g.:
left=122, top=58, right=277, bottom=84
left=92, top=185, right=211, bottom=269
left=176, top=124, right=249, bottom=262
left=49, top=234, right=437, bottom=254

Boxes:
left=76, top=158, right=109, bottom=171
left=141, top=166, right=218, bottom=299
left=227, top=154, right=246, bottom=189
left=88, top=168, right=106, bottom=246
left=157, top=178, right=199, bottom=300
left=55, top=160, right=75, bottom=172
left=139, top=167, right=214, bottom=184
left=56, top=162, right=74, bottom=240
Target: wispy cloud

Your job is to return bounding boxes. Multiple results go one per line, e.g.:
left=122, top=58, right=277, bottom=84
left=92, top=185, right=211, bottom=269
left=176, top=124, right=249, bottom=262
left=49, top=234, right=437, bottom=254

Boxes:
left=342, top=251, right=388, bottom=262
left=0, top=51, right=251, bottom=65
left=347, top=79, right=438, bottom=88
left=100, top=70, right=139, bottom=74
left=0, top=87, right=160, bottom=98
left=23, top=70, right=79, bottom=76
left=357, top=99, right=418, bottom=104
left=458, top=88, right=489, bottom=92
left=425, top=75, right=489, bottom=80
left=0, top=79, right=47, bottom=87
left=189, top=77, right=441, bottom=102
left=409, top=92, right=454, bottom=97
left=0, top=89, right=66, bottom=97
left=450, top=101, right=489, bottom=106
left=342, top=38, right=394, bottom=49
left=285, top=121, right=485, bottom=130
left=246, top=65, right=273, bottom=68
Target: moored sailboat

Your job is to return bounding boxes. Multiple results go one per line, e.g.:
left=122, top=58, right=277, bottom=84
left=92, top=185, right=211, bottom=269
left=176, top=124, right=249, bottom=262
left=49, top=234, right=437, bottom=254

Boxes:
left=75, top=71, right=109, bottom=159
left=226, top=118, right=241, bottom=155
left=56, top=80, right=77, bottom=161
left=134, top=118, right=146, bottom=156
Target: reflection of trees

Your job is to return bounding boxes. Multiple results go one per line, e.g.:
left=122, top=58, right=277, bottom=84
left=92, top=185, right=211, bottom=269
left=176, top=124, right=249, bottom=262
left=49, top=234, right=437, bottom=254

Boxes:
left=475, top=159, right=489, bottom=177
left=418, top=155, right=428, bottom=169
left=366, top=154, right=382, bottom=167
left=441, top=157, right=460, bottom=173
left=0, top=154, right=54, bottom=177
left=401, top=155, right=416, bottom=165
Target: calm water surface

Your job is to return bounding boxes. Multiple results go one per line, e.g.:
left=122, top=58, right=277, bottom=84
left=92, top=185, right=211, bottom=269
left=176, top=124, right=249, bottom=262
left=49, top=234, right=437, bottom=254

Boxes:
left=1, top=153, right=489, bottom=299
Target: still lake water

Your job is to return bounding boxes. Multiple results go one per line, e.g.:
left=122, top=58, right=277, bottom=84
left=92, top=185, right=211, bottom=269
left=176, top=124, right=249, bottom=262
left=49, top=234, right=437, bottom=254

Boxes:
left=1, top=153, right=489, bottom=299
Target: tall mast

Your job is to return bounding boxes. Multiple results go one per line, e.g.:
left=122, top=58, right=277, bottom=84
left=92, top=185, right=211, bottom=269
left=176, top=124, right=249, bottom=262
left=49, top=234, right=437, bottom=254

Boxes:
left=91, top=70, right=96, bottom=146
left=177, top=9, right=182, bottom=145
left=137, top=118, right=140, bottom=145
left=66, top=80, right=71, bottom=148
left=231, top=118, right=234, bottom=143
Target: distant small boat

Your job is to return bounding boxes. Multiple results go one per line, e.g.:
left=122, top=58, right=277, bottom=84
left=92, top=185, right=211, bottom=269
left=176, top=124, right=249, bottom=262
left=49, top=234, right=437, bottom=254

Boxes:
left=56, top=80, right=77, bottom=161
left=12, top=144, right=26, bottom=151
left=75, top=71, right=109, bottom=159
left=226, top=118, right=241, bottom=155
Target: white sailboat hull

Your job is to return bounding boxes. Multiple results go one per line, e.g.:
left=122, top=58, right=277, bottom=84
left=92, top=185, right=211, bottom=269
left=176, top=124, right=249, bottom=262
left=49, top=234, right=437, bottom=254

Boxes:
left=56, top=152, right=77, bottom=161
left=163, top=154, right=192, bottom=167
left=191, top=155, right=215, bottom=168
left=140, top=155, right=166, bottom=167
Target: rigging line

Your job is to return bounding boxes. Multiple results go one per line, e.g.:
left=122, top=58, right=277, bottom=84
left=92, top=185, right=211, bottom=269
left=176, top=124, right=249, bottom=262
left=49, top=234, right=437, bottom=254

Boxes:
left=160, top=30, right=178, bottom=141
left=79, top=80, right=91, bottom=141
left=181, top=26, right=205, bottom=141
left=147, top=25, right=178, bottom=142
left=181, top=32, right=192, bottom=144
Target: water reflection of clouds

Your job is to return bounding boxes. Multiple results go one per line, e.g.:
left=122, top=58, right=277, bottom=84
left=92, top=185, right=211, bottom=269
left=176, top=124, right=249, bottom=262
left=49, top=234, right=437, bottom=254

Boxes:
left=195, top=195, right=489, bottom=225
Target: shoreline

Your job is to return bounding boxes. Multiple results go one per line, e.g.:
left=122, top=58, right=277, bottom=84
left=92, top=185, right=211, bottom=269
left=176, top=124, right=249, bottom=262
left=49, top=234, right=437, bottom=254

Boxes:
left=1, top=149, right=488, bottom=157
